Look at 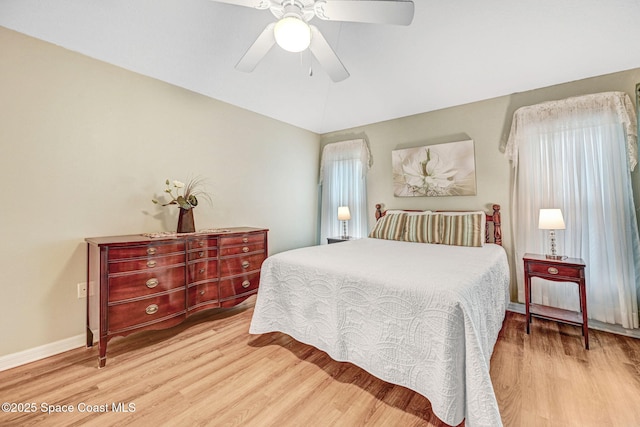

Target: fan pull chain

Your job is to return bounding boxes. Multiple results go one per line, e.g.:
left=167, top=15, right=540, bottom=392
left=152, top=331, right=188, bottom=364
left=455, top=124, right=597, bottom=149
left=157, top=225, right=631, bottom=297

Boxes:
left=300, top=50, right=313, bottom=77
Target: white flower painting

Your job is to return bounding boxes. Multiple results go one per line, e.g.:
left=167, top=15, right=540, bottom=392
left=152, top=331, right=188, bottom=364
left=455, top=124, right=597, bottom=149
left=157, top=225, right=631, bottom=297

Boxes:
left=392, top=140, right=477, bottom=197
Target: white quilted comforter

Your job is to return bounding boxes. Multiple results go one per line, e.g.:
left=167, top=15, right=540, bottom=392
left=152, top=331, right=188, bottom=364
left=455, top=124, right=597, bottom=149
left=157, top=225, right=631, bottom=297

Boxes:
left=249, top=238, right=510, bottom=427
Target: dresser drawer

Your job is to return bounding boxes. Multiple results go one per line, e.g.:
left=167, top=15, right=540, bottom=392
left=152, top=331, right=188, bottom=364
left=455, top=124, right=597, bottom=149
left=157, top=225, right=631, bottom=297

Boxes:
left=187, top=259, right=219, bottom=283
left=220, top=232, right=265, bottom=247
left=187, top=282, right=220, bottom=308
left=108, top=266, right=185, bottom=302
left=107, top=290, right=185, bottom=333
left=219, top=241, right=264, bottom=256
left=187, top=248, right=218, bottom=261
left=108, top=242, right=184, bottom=260
left=526, top=261, right=583, bottom=279
left=219, top=273, right=260, bottom=300
left=220, top=253, right=265, bottom=276
left=109, top=254, right=185, bottom=274
left=187, top=237, right=218, bottom=250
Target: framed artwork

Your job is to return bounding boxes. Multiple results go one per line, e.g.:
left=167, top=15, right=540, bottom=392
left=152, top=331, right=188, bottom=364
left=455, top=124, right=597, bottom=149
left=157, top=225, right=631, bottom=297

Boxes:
left=392, top=139, right=477, bottom=197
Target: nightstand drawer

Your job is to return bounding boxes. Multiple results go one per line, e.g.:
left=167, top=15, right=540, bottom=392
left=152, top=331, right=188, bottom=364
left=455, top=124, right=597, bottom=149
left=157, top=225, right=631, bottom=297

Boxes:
left=526, top=261, right=583, bottom=279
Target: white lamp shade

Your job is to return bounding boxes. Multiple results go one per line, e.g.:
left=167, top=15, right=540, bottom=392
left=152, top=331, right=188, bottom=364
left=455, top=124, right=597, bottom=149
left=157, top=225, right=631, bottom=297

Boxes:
left=273, top=16, right=311, bottom=53
left=337, top=206, right=351, bottom=221
left=538, top=209, right=566, bottom=230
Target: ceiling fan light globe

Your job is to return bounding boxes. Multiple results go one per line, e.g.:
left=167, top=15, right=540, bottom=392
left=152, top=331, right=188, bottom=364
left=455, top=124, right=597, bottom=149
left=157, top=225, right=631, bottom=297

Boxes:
left=274, top=16, right=311, bottom=53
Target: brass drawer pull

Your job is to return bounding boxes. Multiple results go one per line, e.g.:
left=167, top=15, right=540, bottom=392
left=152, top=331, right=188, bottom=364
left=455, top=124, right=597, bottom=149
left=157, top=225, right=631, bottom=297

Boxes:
left=199, top=290, right=206, bottom=296
left=242, top=280, right=251, bottom=289
left=146, top=260, right=157, bottom=268
left=242, top=246, right=249, bottom=253
left=199, top=268, right=205, bottom=274
left=145, top=304, right=159, bottom=315
left=199, top=251, right=205, bottom=258
left=199, top=241, right=205, bottom=247
left=548, top=267, right=559, bottom=275
left=242, top=261, right=250, bottom=269
left=146, top=278, right=159, bottom=288
left=147, top=247, right=157, bottom=255
left=242, top=237, right=249, bottom=243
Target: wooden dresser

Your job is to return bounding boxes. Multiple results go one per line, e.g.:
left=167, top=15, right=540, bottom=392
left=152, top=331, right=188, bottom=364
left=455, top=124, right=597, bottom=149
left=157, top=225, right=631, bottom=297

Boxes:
left=86, top=227, right=268, bottom=367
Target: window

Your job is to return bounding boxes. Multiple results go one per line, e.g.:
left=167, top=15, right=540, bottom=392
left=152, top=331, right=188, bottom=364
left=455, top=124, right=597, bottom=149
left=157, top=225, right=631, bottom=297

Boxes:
left=506, top=92, right=640, bottom=329
left=319, top=139, right=371, bottom=243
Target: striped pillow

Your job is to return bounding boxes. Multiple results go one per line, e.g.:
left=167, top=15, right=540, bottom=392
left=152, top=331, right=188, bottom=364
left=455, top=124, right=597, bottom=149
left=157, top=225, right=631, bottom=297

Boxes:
left=441, top=213, right=484, bottom=247
left=404, top=213, right=442, bottom=244
left=369, top=213, right=407, bottom=241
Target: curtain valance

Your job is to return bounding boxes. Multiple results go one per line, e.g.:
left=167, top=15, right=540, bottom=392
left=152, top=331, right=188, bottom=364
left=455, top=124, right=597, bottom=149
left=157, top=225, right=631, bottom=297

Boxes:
left=505, top=91, right=638, bottom=170
left=319, top=139, right=371, bottom=183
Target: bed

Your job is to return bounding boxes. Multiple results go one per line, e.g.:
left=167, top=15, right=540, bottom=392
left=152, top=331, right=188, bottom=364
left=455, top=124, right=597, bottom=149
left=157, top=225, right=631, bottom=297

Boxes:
left=249, top=205, right=510, bottom=427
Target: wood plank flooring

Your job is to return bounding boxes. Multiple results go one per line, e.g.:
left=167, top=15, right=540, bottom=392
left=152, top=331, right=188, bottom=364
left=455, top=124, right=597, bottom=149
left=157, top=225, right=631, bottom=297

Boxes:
left=1, top=298, right=639, bottom=427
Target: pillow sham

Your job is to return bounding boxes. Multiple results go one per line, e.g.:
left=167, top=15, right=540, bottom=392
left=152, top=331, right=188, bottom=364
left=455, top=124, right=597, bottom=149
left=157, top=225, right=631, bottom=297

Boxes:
left=369, top=213, right=408, bottom=241
left=441, top=212, right=484, bottom=247
left=436, top=211, right=486, bottom=234
left=404, top=213, right=442, bottom=244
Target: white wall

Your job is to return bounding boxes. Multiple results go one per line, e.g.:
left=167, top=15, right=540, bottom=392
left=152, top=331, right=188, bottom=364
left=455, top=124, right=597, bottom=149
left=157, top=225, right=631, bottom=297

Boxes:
left=0, top=27, right=320, bottom=358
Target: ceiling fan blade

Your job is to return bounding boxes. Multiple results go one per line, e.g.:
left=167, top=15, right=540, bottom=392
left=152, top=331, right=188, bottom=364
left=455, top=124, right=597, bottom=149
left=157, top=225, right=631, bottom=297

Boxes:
left=308, top=25, right=349, bottom=82
left=208, top=0, right=270, bottom=9
left=235, top=23, right=276, bottom=73
left=315, top=0, right=414, bottom=26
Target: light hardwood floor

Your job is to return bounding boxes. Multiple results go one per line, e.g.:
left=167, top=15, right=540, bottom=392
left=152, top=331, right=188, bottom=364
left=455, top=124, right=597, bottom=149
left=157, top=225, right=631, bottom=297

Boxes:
left=1, top=298, right=639, bottom=427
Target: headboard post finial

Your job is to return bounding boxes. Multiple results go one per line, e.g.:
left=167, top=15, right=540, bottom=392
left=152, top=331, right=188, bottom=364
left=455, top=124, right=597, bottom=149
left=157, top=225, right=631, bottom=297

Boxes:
left=375, top=204, right=383, bottom=221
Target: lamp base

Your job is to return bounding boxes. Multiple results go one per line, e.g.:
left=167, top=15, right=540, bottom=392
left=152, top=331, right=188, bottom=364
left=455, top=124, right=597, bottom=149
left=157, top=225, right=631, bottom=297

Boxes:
left=545, top=254, right=567, bottom=260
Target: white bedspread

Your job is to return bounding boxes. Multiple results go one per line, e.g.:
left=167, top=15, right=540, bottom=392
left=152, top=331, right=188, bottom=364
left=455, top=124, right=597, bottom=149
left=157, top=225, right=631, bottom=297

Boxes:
left=249, top=238, right=510, bottom=427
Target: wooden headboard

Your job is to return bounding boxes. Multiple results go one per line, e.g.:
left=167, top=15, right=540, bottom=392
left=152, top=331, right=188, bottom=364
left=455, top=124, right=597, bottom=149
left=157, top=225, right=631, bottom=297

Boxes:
left=374, top=204, right=503, bottom=246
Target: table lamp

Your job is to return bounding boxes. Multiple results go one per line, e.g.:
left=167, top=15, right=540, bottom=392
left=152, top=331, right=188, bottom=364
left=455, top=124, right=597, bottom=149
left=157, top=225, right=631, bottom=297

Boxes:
left=338, top=206, right=351, bottom=239
left=538, top=208, right=566, bottom=260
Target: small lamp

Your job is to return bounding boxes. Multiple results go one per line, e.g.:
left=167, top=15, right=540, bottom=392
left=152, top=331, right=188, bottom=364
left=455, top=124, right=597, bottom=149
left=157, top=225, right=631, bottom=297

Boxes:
left=337, top=206, right=351, bottom=239
left=538, top=208, right=566, bottom=260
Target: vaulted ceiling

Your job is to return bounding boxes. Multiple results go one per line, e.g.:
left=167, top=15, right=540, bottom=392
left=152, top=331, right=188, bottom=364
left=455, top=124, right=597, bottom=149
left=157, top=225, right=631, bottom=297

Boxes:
left=1, top=0, right=639, bottom=134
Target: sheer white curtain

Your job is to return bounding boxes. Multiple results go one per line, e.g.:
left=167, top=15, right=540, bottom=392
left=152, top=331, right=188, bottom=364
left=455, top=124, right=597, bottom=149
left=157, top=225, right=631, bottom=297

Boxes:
left=319, top=139, right=371, bottom=243
left=506, top=92, right=640, bottom=329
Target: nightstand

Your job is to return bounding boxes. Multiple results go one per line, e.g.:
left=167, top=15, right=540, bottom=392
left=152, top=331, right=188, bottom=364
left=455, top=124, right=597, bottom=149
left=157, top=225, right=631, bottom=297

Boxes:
left=327, top=236, right=355, bottom=244
left=523, top=253, right=588, bottom=349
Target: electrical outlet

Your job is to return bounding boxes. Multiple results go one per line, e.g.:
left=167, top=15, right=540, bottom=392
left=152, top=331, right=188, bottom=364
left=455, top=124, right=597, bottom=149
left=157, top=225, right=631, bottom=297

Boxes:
left=77, top=282, right=87, bottom=299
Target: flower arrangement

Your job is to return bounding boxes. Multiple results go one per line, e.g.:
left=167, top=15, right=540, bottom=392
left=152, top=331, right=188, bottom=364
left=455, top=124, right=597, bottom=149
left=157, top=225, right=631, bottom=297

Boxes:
left=152, top=177, right=211, bottom=211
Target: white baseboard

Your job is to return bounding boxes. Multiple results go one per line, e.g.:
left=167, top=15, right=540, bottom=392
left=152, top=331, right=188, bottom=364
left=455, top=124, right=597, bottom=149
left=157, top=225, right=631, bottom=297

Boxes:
left=507, top=302, right=640, bottom=339
left=0, top=334, right=86, bottom=372
left=2, top=306, right=638, bottom=372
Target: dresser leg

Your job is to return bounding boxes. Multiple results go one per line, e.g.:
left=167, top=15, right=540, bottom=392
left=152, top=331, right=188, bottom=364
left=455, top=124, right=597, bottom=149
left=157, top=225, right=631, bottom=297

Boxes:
left=98, top=336, right=107, bottom=368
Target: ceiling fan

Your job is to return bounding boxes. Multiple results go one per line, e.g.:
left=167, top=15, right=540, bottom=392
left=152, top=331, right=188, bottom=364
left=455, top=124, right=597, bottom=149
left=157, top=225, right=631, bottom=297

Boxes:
left=210, top=0, right=415, bottom=82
